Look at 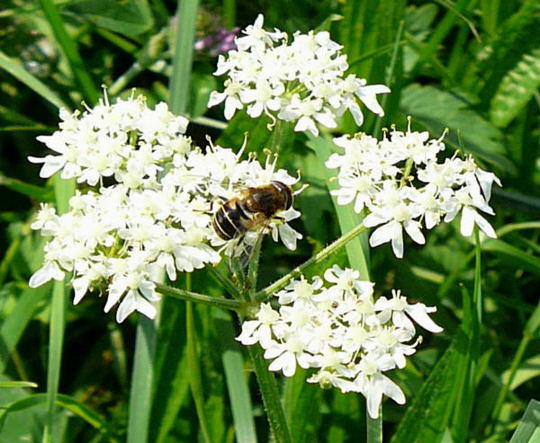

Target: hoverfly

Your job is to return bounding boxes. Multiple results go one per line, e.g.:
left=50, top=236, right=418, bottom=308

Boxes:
left=212, top=180, right=293, bottom=242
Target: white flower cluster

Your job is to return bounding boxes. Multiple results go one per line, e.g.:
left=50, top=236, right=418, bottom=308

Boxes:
left=326, top=126, right=502, bottom=258
left=208, top=15, right=390, bottom=136
left=29, top=94, right=302, bottom=322
left=237, top=265, right=442, bottom=418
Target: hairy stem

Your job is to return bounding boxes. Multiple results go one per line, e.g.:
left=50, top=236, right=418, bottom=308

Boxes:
left=155, top=283, right=246, bottom=311
left=254, top=223, right=368, bottom=301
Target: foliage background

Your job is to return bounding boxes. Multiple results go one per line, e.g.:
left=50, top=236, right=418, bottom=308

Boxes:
left=0, top=0, right=539, bottom=441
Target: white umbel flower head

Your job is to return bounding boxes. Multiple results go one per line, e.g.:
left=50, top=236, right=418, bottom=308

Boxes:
left=29, top=93, right=304, bottom=322
left=208, top=14, right=390, bottom=136
left=326, top=123, right=501, bottom=258
left=236, top=266, right=443, bottom=418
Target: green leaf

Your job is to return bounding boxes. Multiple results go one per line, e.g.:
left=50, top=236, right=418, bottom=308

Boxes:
left=400, top=84, right=515, bottom=173
left=510, top=400, right=540, bottom=443
left=482, top=239, right=540, bottom=276
left=490, top=48, right=540, bottom=127
left=0, top=50, right=67, bottom=109
left=0, top=381, right=38, bottom=389
left=0, top=173, right=53, bottom=201
left=66, top=0, right=154, bottom=37
left=391, top=341, right=460, bottom=443
left=338, top=0, right=406, bottom=132
left=502, top=354, right=540, bottom=391
left=169, top=0, right=200, bottom=115
left=127, top=316, right=157, bottom=443
left=283, top=369, right=321, bottom=443
left=150, top=299, right=190, bottom=443
left=190, top=73, right=218, bottom=119
left=0, top=393, right=119, bottom=440
left=215, top=312, right=257, bottom=443
left=479, top=1, right=540, bottom=103
left=0, top=288, right=44, bottom=372
left=306, top=134, right=370, bottom=279
left=38, top=0, right=99, bottom=104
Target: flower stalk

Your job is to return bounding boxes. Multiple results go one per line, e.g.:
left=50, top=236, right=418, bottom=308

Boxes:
left=155, top=283, right=246, bottom=312
left=254, top=223, right=368, bottom=301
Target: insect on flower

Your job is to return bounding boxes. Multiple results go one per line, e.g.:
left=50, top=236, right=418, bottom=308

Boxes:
left=213, top=180, right=293, bottom=240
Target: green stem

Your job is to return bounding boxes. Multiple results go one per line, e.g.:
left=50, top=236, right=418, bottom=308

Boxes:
left=254, top=223, right=368, bottom=301
left=242, top=224, right=291, bottom=442
left=473, top=229, right=483, bottom=327
left=366, top=409, right=382, bottom=443
left=248, top=345, right=292, bottom=443
left=155, top=283, right=246, bottom=311
left=246, top=234, right=264, bottom=296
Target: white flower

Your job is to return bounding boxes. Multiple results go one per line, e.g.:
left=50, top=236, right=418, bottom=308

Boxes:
left=327, top=126, right=501, bottom=257
left=209, top=15, right=390, bottom=135
left=28, top=93, right=305, bottom=322
left=375, top=290, right=443, bottom=334
left=237, top=266, right=442, bottom=417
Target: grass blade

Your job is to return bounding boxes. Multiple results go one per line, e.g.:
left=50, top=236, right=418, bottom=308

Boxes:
left=0, top=50, right=68, bottom=109
left=42, top=176, right=75, bottom=443
left=151, top=298, right=190, bottom=443
left=451, top=230, right=483, bottom=442
left=186, top=302, right=212, bottom=443
left=169, top=0, right=200, bottom=115
left=0, top=393, right=119, bottom=440
left=43, top=277, right=66, bottom=442
left=38, top=0, right=98, bottom=104
left=127, top=316, right=157, bottom=443
left=510, top=400, right=540, bottom=443
left=306, top=134, right=370, bottom=278
left=216, top=312, right=257, bottom=443
left=0, top=381, right=38, bottom=388
left=391, top=340, right=460, bottom=442
left=0, top=286, right=49, bottom=373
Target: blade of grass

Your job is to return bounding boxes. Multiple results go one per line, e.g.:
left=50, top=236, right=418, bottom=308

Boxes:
left=127, top=316, right=157, bottom=443
left=43, top=175, right=74, bottom=443
left=373, top=19, right=405, bottom=136
left=283, top=369, right=321, bottom=443
left=451, top=229, right=482, bottom=442
left=509, top=400, right=540, bottom=443
left=0, top=50, right=68, bottom=109
left=222, top=348, right=257, bottom=443
left=0, top=286, right=49, bottom=373
left=186, top=299, right=212, bottom=443
left=306, top=134, right=370, bottom=278
left=0, top=173, right=53, bottom=201
left=0, top=393, right=119, bottom=441
left=169, top=0, right=200, bottom=115
left=222, top=0, right=236, bottom=28
left=0, top=381, right=38, bottom=388
left=151, top=297, right=190, bottom=443
left=217, top=311, right=257, bottom=443
left=38, top=0, right=98, bottom=104
left=488, top=300, right=540, bottom=436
